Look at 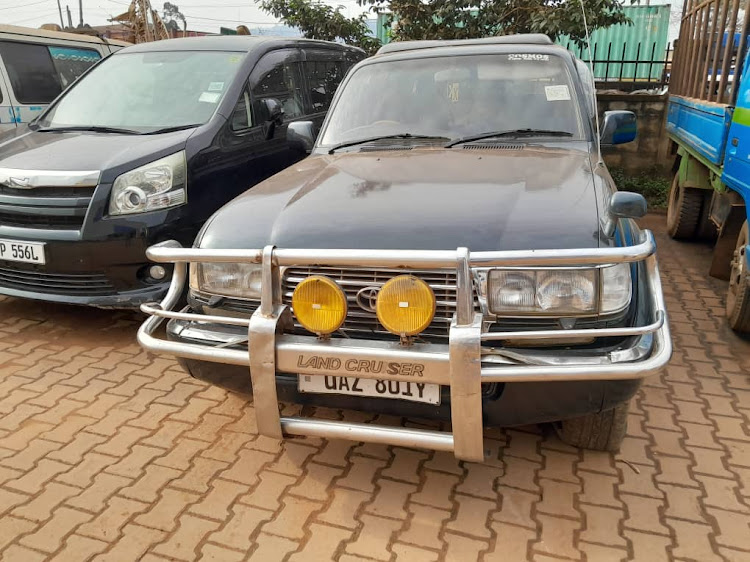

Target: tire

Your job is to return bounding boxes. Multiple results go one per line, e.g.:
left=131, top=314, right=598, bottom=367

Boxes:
left=667, top=173, right=704, bottom=240
left=726, top=221, right=750, bottom=333
left=557, top=401, right=629, bottom=452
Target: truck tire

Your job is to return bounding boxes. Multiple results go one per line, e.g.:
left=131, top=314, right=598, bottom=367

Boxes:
left=557, top=401, right=628, bottom=452
left=667, top=173, right=703, bottom=240
left=726, top=221, right=750, bottom=333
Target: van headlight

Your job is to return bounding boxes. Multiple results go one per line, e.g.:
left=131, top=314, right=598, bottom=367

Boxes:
left=487, top=264, right=631, bottom=316
left=189, top=262, right=262, bottom=299
left=109, top=151, right=187, bottom=215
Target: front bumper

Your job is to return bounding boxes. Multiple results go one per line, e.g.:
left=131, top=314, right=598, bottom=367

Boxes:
left=137, top=234, right=672, bottom=461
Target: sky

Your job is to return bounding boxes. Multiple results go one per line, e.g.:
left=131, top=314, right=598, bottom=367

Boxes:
left=0, top=0, right=369, bottom=33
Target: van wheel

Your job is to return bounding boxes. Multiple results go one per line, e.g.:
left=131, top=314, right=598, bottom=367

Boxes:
left=557, top=402, right=628, bottom=452
left=667, top=173, right=703, bottom=240
left=727, top=221, right=750, bottom=333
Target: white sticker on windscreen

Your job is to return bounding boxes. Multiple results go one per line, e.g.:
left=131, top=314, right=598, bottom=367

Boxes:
left=508, top=53, right=549, bottom=61
left=545, top=85, right=571, bottom=101
left=199, top=92, right=221, bottom=103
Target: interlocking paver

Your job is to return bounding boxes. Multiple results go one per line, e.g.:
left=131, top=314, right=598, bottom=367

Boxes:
left=0, top=215, right=749, bottom=560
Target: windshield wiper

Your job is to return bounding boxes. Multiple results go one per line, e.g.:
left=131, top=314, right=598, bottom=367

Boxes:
left=445, top=129, right=574, bottom=147
left=142, top=124, right=202, bottom=135
left=328, top=134, right=449, bottom=154
left=36, top=125, right=140, bottom=135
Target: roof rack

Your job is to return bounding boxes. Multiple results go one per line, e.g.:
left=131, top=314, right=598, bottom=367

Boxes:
left=376, top=34, right=553, bottom=55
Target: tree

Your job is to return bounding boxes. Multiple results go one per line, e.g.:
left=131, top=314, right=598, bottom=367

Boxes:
left=162, top=2, right=186, bottom=34
left=365, top=0, right=629, bottom=46
left=258, top=0, right=381, bottom=54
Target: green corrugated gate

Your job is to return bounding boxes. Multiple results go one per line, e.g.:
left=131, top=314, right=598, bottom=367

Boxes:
left=375, top=5, right=670, bottom=82
left=557, top=5, right=671, bottom=81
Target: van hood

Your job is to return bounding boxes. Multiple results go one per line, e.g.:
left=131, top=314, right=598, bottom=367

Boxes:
left=200, top=145, right=603, bottom=252
left=0, top=127, right=195, bottom=176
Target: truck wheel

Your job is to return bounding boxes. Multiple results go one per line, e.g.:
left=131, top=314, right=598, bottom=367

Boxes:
left=667, top=174, right=703, bottom=240
left=557, top=401, right=628, bottom=452
left=726, top=221, right=750, bottom=333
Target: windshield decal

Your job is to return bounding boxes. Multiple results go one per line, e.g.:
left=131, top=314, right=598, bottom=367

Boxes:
left=198, top=92, right=221, bottom=104
left=508, top=54, right=549, bottom=61
left=545, top=85, right=571, bottom=101
left=208, top=82, right=224, bottom=92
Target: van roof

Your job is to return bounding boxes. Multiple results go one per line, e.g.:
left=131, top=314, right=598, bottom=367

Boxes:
left=376, top=34, right=554, bottom=55
left=120, top=35, right=363, bottom=54
left=0, top=24, right=130, bottom=47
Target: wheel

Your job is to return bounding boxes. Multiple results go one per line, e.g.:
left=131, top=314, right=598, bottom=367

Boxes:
left=726, top=221, right=750, bottom=333
left=557, top=401, right=629, bottom=452
left=667, top=173, right=704, bottom=240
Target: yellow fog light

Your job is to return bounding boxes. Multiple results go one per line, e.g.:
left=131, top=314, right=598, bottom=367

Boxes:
left=292, top=276, right=347, bottom=335
left=376, top=275, right=436, bottom=336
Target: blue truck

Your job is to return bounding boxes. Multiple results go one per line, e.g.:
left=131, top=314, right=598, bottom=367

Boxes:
left=667, top=3, right=750, bottom=332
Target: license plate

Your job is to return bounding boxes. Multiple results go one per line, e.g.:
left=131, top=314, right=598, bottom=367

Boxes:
left=298, top=375, right=440, bottom=405
left=0, top=238, right=45, bottom=264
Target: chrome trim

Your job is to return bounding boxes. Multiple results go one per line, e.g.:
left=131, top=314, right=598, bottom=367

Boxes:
left=0, top=168, right=100, bottom=188
left=138, top=231, right=671, bottom=461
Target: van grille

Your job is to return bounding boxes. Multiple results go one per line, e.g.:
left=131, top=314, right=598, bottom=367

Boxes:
left=0, top=186, right=93, bottom=231
left=0, top=265, right=114, bottom=295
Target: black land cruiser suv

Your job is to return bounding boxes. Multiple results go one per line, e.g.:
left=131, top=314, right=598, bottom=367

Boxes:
left=139, top=35, right=671, bottom=461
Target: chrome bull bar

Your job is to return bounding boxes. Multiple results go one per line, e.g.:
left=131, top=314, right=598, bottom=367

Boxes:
left=137, top=231, right=671, bottom=461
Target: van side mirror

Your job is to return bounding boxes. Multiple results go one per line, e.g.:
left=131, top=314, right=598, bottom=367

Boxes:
left=287, top=121, right=315, bottom=153
left=262, top=98, right=284, bottom=124
left=602, top=191, right=648, bottom=237
left=600, top=110, right=637, bottom=145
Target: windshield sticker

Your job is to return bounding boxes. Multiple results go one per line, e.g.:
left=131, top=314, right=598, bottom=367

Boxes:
left=227, top=55, right=242, bottom=63
left=199, top=92, right=222, bottom=104
left=448, top=82, right=460, bottom=102
left=545, top=85, right=571, bottom=101
left=508, top=53, right=549, bottom=61
left=208, top=82, right=224, bottom=92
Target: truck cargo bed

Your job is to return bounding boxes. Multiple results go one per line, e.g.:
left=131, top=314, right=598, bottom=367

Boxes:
left=667, top=95, right=733, bottom=166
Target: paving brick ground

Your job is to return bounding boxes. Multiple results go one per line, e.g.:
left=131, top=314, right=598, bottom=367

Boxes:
left=0, top=214, right=748, bottom=561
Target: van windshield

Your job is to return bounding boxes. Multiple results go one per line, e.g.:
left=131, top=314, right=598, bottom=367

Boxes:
left=38, top=50, right=245, bottom=134
left=319, top=53, right=584, bottom=147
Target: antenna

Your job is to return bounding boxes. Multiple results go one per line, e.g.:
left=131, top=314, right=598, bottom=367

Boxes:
left=578, top=0, right=603, bottom=166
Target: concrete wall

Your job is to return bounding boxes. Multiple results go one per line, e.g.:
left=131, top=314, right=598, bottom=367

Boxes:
left=597, top=93, right=671, bottom=176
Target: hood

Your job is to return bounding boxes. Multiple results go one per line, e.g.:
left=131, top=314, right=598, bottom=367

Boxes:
left=201, top=145, right=601, bottom=252
left=0, top=127, right=195, bottom=173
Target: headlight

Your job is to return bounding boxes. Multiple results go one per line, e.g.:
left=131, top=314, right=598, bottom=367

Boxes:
left=600, top=263, right=632, bottom=313
left=489, top=269, right=597, bottom=315
left=189, top=262, right=262, bottom=299
left=487, top=265, right=632, bottom=316
left=109, top=151, right=187, bottom=215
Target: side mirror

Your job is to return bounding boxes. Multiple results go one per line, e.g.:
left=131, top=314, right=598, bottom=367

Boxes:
left=600, top=110, right=637, bottom=145
left=602, top=191, right=648, bottom=237
left=262, top=98, right=284, bottom=125
left=287, top=121, right=315, bottom=154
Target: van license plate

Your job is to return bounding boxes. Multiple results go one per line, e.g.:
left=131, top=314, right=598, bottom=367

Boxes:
left=0, top=239, right=45, bottom=264
left=298, top=375, right=440, bottom=405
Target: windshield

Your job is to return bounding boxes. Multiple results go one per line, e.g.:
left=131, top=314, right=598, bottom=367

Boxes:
left=39, top=51, right=245, bottom=133
left=320, top=53, right=584, bottom=147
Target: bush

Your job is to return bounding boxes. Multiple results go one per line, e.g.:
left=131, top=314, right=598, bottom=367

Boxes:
left=609, top=167, right=669, bottom=210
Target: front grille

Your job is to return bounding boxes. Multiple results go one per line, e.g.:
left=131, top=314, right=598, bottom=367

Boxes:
left=0, top=212, right=84, bottom=230
left=283, top=266, right=462, bottom=341
left=0, top=186, right=93, bottom=231
left=0, top=265, right=115, bottom=295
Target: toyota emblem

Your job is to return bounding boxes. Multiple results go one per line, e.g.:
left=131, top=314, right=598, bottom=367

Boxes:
left=355, top=286, right=380, bottom=313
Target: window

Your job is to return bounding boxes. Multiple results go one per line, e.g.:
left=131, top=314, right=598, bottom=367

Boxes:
left=49, top=46, right=101, bottom=89
left=231, top=90, right=253, bottom=131
left=252, top=59, right=304, bottom=120
left=0, top=41, right=100, bottom=104
left=305, top=60, right=342, bottom=113
left=40, top=51, right=243, bottom=133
